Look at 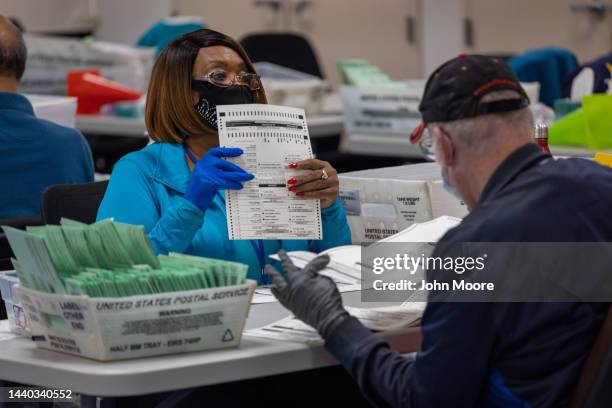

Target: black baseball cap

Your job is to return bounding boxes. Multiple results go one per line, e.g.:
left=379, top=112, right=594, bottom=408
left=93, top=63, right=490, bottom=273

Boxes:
left=410, top=54, right=530, bottom=143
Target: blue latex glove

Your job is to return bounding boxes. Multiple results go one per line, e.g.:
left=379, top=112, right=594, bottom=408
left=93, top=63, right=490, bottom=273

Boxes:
left=184, top=147, right=254, bottom=210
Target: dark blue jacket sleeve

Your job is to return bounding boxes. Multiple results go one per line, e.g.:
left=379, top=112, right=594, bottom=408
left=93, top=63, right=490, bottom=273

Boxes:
left=325, top=302, right=497, bottom=407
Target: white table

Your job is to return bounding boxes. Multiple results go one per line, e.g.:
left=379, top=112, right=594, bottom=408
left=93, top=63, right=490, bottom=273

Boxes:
left=75, top=114, right=344, bottom=139
left=550, top=146, right=612, bottom=158
left=0, top=291, right=420, bottom=400
left=340, top=133, right=425, bottom=159
left=75, top=94, right=345, bottom=140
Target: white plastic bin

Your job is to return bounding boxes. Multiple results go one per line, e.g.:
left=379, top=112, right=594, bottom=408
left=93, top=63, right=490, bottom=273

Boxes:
left=24, top=95, right=78, bottom=128
left=339, top=163, right=468, bottom=243
left=254, top=62, right=326, bottom=116
left=521, top=82, right=540, bottom=104
left=15, top=280, right=256, bottom=361
left=20, top=34, right=155, bottom=94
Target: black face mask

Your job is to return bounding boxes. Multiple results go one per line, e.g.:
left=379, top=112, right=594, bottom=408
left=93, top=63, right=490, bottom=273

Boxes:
left=192, top=81, right=254, bottom=130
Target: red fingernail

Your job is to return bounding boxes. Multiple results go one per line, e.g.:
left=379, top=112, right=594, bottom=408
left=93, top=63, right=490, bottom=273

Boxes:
left=288, top=162, right=298, bottom=169
left=296, top=192, right=305, bottom=196
left=287, top=178, right=297, bottom=184
left=288, top=186, right=297, bottom=191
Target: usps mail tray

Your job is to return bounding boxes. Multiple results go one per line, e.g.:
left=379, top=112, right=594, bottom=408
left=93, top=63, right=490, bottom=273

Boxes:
left=14, top=280, right=256, bottom=361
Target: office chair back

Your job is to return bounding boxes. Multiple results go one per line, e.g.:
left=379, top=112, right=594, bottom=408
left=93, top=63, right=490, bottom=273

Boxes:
left=570, top=305, right=612, bottom=407
left=0, top=216, right=43, bottom=271
left=41, top=180, right=109, bottom=225
left=240, top=32, right=324, bottom=78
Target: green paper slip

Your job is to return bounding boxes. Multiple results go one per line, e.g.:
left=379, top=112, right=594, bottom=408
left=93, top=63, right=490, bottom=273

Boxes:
left=5, top=220, right=249, bottom=298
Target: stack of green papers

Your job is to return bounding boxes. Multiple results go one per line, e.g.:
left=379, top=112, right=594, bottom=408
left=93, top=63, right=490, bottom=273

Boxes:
left=63, top=254, right=248, bottom=298
left=4, top=219, right=248, bottom=298
left=337, top=59, right=407, bottom=87
left=26, top=225, right=80, bottom=278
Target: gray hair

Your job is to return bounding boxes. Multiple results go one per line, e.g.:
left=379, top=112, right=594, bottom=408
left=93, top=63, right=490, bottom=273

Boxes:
left=431, top=90, right=534, bottom=153
left=0, top=19, right=27, bottom=80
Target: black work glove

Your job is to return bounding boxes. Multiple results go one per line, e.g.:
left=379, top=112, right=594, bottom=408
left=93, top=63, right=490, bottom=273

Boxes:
left=265, top=250, right=350, bottom=339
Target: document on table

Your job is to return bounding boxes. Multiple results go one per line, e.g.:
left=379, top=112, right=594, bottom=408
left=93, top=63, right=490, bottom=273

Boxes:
left=271, top=249, right=361, bottom=288
left=244, top=303, right=424, bottom=343
left=245, top=316, right=323, bottom=344
left=344, top=303, right=425, bottom=331
left=252, top=247, right=363, bottom=304
left=217, top=104, right=322, bottom=240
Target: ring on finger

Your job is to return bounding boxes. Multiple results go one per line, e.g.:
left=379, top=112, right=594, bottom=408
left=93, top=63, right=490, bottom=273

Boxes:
left=321, top=169, right=329, bottom=180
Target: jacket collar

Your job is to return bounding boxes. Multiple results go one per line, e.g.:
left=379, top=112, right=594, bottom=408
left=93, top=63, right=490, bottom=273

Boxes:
left=0, top=92, right=35, bottom=115
left=152, top=142, right=191, bottom=194
left=479, top=143, right=550, bottom=204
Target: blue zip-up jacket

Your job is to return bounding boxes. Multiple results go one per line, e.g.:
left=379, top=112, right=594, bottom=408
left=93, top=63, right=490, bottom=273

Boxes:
left=325, top=143, right=611, bottom=407
left=0, top=92, right=94, bottom=218
left=508, top=48, right=578, bottom=107
left=96, top=142, right=351, bottom=281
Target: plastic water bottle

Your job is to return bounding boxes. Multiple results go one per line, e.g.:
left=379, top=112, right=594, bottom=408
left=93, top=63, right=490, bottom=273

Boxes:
left=535, top=123, right=551, bottom=154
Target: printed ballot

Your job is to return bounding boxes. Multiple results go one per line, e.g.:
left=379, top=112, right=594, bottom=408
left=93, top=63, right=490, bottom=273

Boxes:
left=251, top=245, right=362, bottom=304
left=217, top=104, right=322, bottom=240
left=244, top=302, right=424, bottom=344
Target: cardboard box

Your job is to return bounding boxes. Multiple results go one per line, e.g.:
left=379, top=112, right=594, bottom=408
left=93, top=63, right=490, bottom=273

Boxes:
left=15, top=281, right=256, bottom=361
left=339, top=163, right=468, bottom=243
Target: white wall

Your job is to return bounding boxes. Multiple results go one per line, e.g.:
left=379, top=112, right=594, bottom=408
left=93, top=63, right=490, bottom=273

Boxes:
left=421, top=0, right=465, bottom=76
left=465, top=0, right=612, bottom=64
left=2, top=0, right=98, bottom=33
left=177, top=0, right=422, bottom=85
left=94, top=0, right=173, bottom=44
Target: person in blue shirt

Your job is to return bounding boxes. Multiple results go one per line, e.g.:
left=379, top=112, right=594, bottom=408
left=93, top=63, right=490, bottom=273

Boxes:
left=266, top=55, right=611, bottom=407
left=0, top=15, right=94, bottom=219
left=97, top=29, right=351, bottom=283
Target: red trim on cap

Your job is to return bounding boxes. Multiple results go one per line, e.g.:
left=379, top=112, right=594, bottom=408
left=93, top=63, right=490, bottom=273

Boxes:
left=473, top=79, right=519, bottom=96
left=410, top=121, right=426, bottom=144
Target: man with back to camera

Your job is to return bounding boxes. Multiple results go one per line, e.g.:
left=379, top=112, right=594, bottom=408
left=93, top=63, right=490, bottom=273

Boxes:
left=0, top=15, right=93, bottom=219
left=265, top=55, right=612, bottom=407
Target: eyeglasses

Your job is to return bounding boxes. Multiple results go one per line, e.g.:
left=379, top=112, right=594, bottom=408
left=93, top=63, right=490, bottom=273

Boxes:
left=193, top=69, right=262, bottom=91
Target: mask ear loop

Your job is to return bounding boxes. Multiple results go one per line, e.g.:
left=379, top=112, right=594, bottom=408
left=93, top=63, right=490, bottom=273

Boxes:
left=441, top=127, right=456, bottom=166
left=419, top=127, right=436, bottom=162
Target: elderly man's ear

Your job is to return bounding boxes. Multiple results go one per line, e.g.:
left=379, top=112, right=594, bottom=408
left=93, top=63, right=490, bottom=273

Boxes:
left=431, top=125, right=454, bottom=168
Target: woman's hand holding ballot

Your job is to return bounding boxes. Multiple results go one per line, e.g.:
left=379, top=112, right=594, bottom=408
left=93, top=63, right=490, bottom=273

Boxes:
left=184, top=147, right=254, bottom=210
left=287, top=159, right=340, bottom=208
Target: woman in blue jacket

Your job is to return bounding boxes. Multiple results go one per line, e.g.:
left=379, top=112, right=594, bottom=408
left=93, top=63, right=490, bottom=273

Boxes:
left=97, top=29, right=351, bottom=283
